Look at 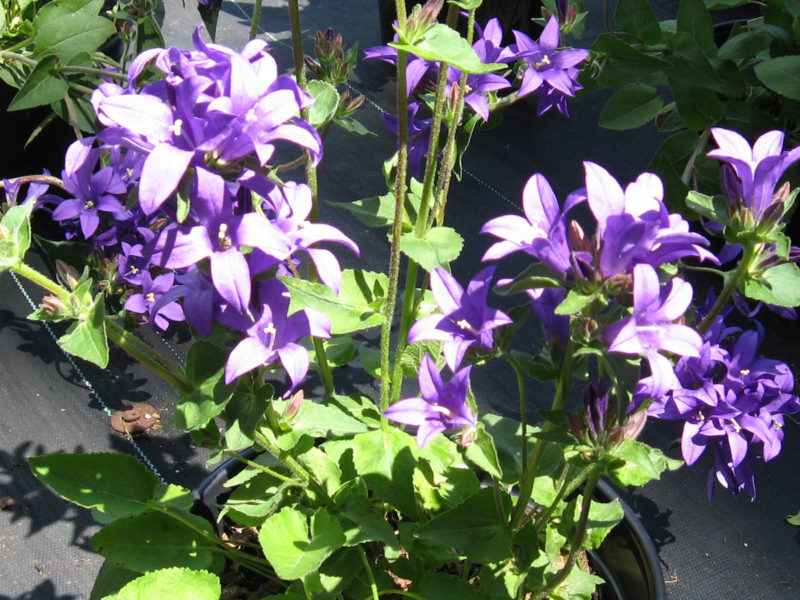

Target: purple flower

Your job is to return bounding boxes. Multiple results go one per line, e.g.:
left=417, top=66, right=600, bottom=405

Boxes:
left=363, top=44, right=438, bottom=97
left=581, top=162, right=717, bottom=278
left=224, top=279, right=331, bottom=390
left=604, top=263, right=702, bottom=397
left=123, top=271, right=185, bottom=331
left=92, top=26, right=321, bottom=214
left=50, top=138, right=127, bottom=239
left=511, top=17, right=588, bottom=116
left=384, top=355, right=476, bottom=448
left=248, top=179, right=360, bottom=294
left=645, top=324, right=800, bottom=500
left=707, top=128, right=800, bottom=223
left=527, top=287, right=570, bottom=350
left=382, top=102, right=432, bottom=178
left=154, top=169, right=289, bottom=313
left=408, top=266, right=512, bottom=370
left=481, top=172, right=573, bottom=276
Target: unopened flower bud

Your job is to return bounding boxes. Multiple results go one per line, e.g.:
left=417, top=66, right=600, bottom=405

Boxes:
left=568, top=220, right=591, bottom=253
left=405, top=0, right=443, bottom=41
left=720, top=165, right=741, bottom=213
left=759, top=200, right=785, bottom=233
left=621, top=409, right=647, bottom=441
left=304, top=56, right=324, bottom=78
left=41, top=295, right=68, bottom=317
left=459, top=427, right=476, bottom=448
left=55, top=260, right=80, bottom=290
left=284, top=389, right=305, bottom=420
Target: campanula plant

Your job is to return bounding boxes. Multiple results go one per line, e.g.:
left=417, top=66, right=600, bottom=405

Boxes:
left=2, top=1, right=800, bottom=598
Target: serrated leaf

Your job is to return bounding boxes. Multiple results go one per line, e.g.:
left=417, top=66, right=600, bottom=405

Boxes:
left=280, top=269, right=387, bottom=335
left=7, top=56, right=69, bottom=111
left=29, top=453, right=158, bottom=518
left=415, top=487, right=513, bottom=563
left=399, top=226, right=463, bottom=271
left=91, top=509, right=221, bottom=573
left=607, top=439, right=683, bottom=486
left=599, top=83, right=662, bottom=130
left=307, top=80, right=339, bottom=128
left=464, top=422, right=502, bottom=479
left=754, top=56, right=800, bottom=100
left=259, top=507, right=345, bottom=581
left=0, top=201, right=35, bottom=271
left=742, top=262, right=800, bottom=307
left=114, top=568, right=220, bottom=600
left=89, top=560, right=140, bottom=600
left=352, top=429, right=419, bottom=517
left=33, top=0, right=116, bottom=62
left=391, top=23, right=502, bottom=74
left=58, top=292, right=109, bottom=367
left=555, top=289, right=595, bottom=315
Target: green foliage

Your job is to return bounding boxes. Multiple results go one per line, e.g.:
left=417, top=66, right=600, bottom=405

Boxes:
left=280, top=269, right=387, bottom=335
left=742, top=262, right=800, bottom=307
left=392, top=23, right=502, bottom=74
left=0, top=201, right=35, bottom=271
left=108, top=568, right=220, bottom=600
left=399, top=226, right=464, bottom=271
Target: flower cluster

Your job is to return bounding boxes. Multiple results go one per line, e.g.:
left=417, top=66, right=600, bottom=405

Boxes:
left=39, top=27, right=359, bottom=392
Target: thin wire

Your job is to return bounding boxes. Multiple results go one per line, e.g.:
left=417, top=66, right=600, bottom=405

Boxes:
left=10, top=270, right=167, bottom=484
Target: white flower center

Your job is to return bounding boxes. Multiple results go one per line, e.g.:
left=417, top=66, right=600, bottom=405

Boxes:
left=169, top=119, right=183, bottom=136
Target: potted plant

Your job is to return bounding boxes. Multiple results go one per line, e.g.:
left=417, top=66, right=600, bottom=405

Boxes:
left=2, top=1, right=800, bottom=598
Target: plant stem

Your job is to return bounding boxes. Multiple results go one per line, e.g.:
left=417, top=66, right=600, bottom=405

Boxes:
left=12, top=263, right=70, bottom=302
left=250, top=0, right=264, bottom=41
left=380, top=0, right=411, bottom=418
left=1, top=174, right=66, bottom=192
left=358, top=547, right=380, bottom=600
left=697, top=243, right=759, bottom=334
left=510, top=344, right=575, bottom=529
left=504, top=353, right=528, bottom=474
left=681, top=128, right=710, bottom=186
left=223, top=450, right=303, bottom=484
left=531, top=466, right=603, bottom=600
left=105, top=321, right=192, bottom=393
left=56, top=64, right=128, bottom=81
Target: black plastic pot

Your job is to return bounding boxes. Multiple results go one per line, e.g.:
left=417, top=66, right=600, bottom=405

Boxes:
left=194, top=450, right=665, bottom=600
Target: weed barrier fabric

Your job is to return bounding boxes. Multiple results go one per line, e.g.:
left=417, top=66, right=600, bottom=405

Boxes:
left=2, top=0, right=799, bottom=598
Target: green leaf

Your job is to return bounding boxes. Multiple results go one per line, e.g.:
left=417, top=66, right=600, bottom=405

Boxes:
left=583, top=497, right=624, bottom=549
left=742, top=262, right=800, bottom=307
left=550, top=567, right=604, bottom=600
left=415, top=487, right=513, bottom=563
left=670, top=78, right=723, bottom=130
left=591, top=34, right=671, bottom=87
left=598, top=83, right=663, bottom=130
left=33, top=0, right=116, bottom=62
left=614, top=0, right=661, bottom=45
left=7, top=56, right=68, bottom=111
left=391, top=23, right=502, bottom=74
left=668, top=32, right=743, bottom=97
left=28, top=452, right=158, bottom=517
left=279, top=269, right=387, bottom=335
left=494, top=262, right=562, bottom=295
left=685, top=190, right=729, bottom=223
left=333, top=192, right=397, bottom=228
left=787, top=509, right=800, bottom=526
left=334, top=116, right=375, bottom=137
left=555, top=289, right=596, bottom=315
left=259, top=507, right=345, bottom=581
left=114, top=568, right=220, bottom=600
left=306, top=80, right=340, bottom=128
left=464, top=422, right=502, bottom=480
left=648, top=130, right=698, bottom=212
left=89, top=560, right=140, bottom=600
left=607, top=439, right=683, bottom=486
left=718, top=29, right=772, bottom=60
left=276, top=396, right=369, bottom=439
left=91, top=509, right=222, bottom=573
left=399, top=226, right=463, bottom=271
left=417, top=572, right=484, bottom=600
left=172, top=341, right=232, bottom=431
left=677, top=0, right=715, bottom=54
left=754, top=56, right=800, bottom=101
left=352, top=429, right=419, bottom=517
left=0, top=201, right=35, bottom=271
left=58, top=292, right=109, bottom=367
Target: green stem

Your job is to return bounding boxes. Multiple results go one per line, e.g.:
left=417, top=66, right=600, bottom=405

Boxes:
left=105, top=322, right=192, bottom=394
left=0, top=50, right=36, bottom=66
left=531, top=467, right=603, bottom=600
left=222, top=450, right=303, bottom=484
left=12, top=263, right=70, bottom=302
left=1, top=174, right=66, bottom=191
left=504, top=353, right=528, bottom=475
left=510, top=344, right=575, bottom=529
left=697, top=243, right=759, bottom=335
left=250, top=0, right=264, bottom=41
left=380, top=31, right=409, bottom=417
left=56, top=64, right=128, bottom=81
left=313, top=337, right=335, bottom=397
left=358, top=547, right=380, bottom=600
